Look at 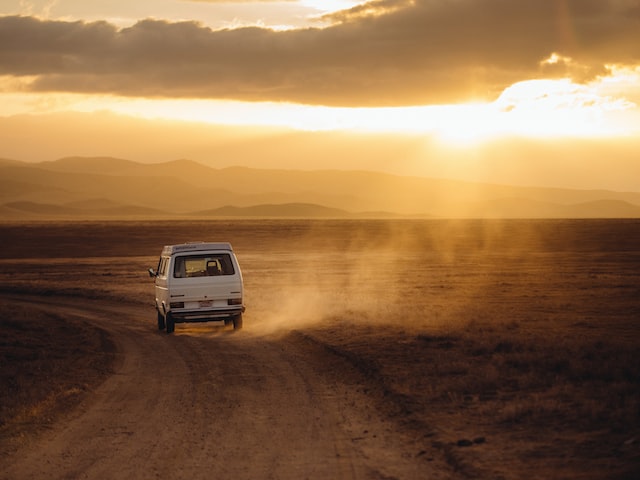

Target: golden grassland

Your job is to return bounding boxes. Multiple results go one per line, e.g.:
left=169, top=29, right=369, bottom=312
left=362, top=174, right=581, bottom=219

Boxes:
left=0, top=219, right=639, bottom=478
left=0, top=306, right=116, bottom=449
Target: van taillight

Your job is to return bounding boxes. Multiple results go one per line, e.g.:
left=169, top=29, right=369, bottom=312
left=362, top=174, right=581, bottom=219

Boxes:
left=227, top=298, right=242, bottom=306
left=170, top=302, right=184, bottom=309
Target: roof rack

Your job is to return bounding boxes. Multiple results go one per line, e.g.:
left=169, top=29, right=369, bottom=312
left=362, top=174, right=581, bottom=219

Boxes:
left=161, top=242, right=233, bottom=255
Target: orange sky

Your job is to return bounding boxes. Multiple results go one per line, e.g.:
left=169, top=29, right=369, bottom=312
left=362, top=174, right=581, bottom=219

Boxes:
left=1, top=1, right=639, bottom=191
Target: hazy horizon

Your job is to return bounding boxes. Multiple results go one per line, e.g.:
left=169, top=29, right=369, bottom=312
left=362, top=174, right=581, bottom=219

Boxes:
left=1, top=1, right=639, bottom=198
left=3, top=156, right=640, bottom=219
left=2, top=112, right=640, bottom=194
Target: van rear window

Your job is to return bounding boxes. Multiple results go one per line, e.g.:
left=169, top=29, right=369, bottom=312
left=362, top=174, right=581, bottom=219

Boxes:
left=173, top=254, right=235, bottom=278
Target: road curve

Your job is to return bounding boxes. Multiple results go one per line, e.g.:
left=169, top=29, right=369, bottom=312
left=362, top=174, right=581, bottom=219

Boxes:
left=1, top=298, right=442, bottom=480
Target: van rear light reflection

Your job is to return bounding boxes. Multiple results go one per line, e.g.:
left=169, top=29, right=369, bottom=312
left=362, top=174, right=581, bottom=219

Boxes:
left=227, top=298, right=242, bottom=306
left=170, top=302, right=184, bottom=309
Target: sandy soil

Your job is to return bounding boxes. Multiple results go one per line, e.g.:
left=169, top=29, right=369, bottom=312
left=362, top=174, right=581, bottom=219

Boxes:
left=0, top=297, right=451, bottom=480
left=0, top=219, right=639, bottom=479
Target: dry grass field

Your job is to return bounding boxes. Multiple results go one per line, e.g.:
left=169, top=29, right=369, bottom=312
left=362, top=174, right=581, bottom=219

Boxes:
left=1, top=219, right=639, bottom=479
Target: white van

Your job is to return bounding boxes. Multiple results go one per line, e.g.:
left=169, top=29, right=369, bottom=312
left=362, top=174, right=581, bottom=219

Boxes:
left=149, top=242, right=245, bottom=333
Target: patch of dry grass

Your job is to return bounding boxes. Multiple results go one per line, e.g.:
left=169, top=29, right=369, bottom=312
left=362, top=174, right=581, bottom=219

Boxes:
left=0, top=303, right=116, bottom=452
left=303, top=318, right=640, bottom=479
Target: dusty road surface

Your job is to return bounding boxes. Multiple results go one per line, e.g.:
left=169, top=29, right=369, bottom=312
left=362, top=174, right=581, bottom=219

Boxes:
left=1, top=297, right=444, bottom=480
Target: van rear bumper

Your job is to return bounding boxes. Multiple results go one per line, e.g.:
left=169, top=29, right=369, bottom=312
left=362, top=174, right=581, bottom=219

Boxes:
left=169, top=306, right=244, bottom=323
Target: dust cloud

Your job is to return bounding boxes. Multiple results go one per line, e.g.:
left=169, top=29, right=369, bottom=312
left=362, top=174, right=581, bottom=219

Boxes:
left=239, top=219, right=558, bottom=335
left=1, top=218, right=634, bottom=338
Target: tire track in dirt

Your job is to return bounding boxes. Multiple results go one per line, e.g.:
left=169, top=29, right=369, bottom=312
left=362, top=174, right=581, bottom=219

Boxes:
left=2, top=299, right=196, bottom=479
left=1, top=297, right=448, bottom=480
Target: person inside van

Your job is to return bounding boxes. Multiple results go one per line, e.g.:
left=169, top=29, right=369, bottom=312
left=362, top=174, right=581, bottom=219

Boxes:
left=206, top=261, right=220, bottom=276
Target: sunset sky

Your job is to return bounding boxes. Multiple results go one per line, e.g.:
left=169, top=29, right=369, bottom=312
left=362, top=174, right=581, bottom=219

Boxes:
left=1, top=0, right=639, bottom=191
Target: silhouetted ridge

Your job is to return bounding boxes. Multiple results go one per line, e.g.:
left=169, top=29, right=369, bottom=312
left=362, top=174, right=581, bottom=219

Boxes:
left=1, top=157, right=639, bottom=218
left=194, top=203, right=350, bottom=217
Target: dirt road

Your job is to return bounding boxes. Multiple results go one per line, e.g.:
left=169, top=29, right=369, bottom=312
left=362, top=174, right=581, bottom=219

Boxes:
left=1, top=298, right=443, bottom=480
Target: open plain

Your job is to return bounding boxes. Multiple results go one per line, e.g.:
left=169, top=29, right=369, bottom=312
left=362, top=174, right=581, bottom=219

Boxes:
left=0, top=219, right=639, bottom=479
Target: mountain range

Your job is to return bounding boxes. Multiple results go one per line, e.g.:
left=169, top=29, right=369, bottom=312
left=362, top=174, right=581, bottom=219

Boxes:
left=1, top=157, right=639, bottom=219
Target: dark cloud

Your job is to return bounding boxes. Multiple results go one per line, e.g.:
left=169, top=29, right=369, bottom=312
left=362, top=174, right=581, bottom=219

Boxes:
left=1, top=0, right=639, bottom=106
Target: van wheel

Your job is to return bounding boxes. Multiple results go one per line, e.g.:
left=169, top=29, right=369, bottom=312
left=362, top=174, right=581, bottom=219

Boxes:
left=157, top=312, right=166, bottom=330
left=232, top=314, right=243, bottom=330
left=166, top=313, right=175, bottom=334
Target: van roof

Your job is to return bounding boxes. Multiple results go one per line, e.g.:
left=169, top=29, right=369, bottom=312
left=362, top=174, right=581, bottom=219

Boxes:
left=161, top=242, right=233, bottom=255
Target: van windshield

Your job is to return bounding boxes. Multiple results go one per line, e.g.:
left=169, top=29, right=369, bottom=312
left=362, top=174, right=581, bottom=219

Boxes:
left=173, top=254, right=235, bottom=278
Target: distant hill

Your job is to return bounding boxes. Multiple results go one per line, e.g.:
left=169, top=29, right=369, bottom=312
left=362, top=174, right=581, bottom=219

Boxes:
left=38, top=156, right=142, bottom=174
left=567, top=200, right=640, bottom=218
left=0, top=158, right=24, bottom=167
left=1, top=157, right=639, bottom=219
left=193, top=203, right=351, bottom=218
left=3, top=201, right=81, bottom=216
left=1, top=199, right=166, bottom=218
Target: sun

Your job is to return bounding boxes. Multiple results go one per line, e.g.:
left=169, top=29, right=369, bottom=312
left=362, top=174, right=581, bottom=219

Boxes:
left=1, top=72, right=636, bottom=144
left=429, top=76, right=637, bottom=145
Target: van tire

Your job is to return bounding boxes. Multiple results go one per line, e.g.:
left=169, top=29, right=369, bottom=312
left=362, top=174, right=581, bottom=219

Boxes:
left=157, top=312, right=166, bottom=330
left=232, top=314, right=243, bottom=330
left=166, top=313, right=175, bottom=334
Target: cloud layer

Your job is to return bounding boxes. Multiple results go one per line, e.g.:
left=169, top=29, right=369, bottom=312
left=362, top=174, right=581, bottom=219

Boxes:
left=1, top=0, right=639, bottom=106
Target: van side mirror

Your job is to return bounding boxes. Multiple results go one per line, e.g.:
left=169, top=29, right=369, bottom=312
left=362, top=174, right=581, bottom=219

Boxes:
left=148, top=268, right=157, bottom=277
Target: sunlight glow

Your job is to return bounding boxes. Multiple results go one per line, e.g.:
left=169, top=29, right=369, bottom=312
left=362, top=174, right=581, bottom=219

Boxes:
left=1, top=0, right=337, bottom=30
left=1, top=73, right=637, bottom=145
left=490, top=79, right=636, bottom=138
left=299, top=0, right=365, bottom=15
left=540, top=52, right=574, bottom=67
